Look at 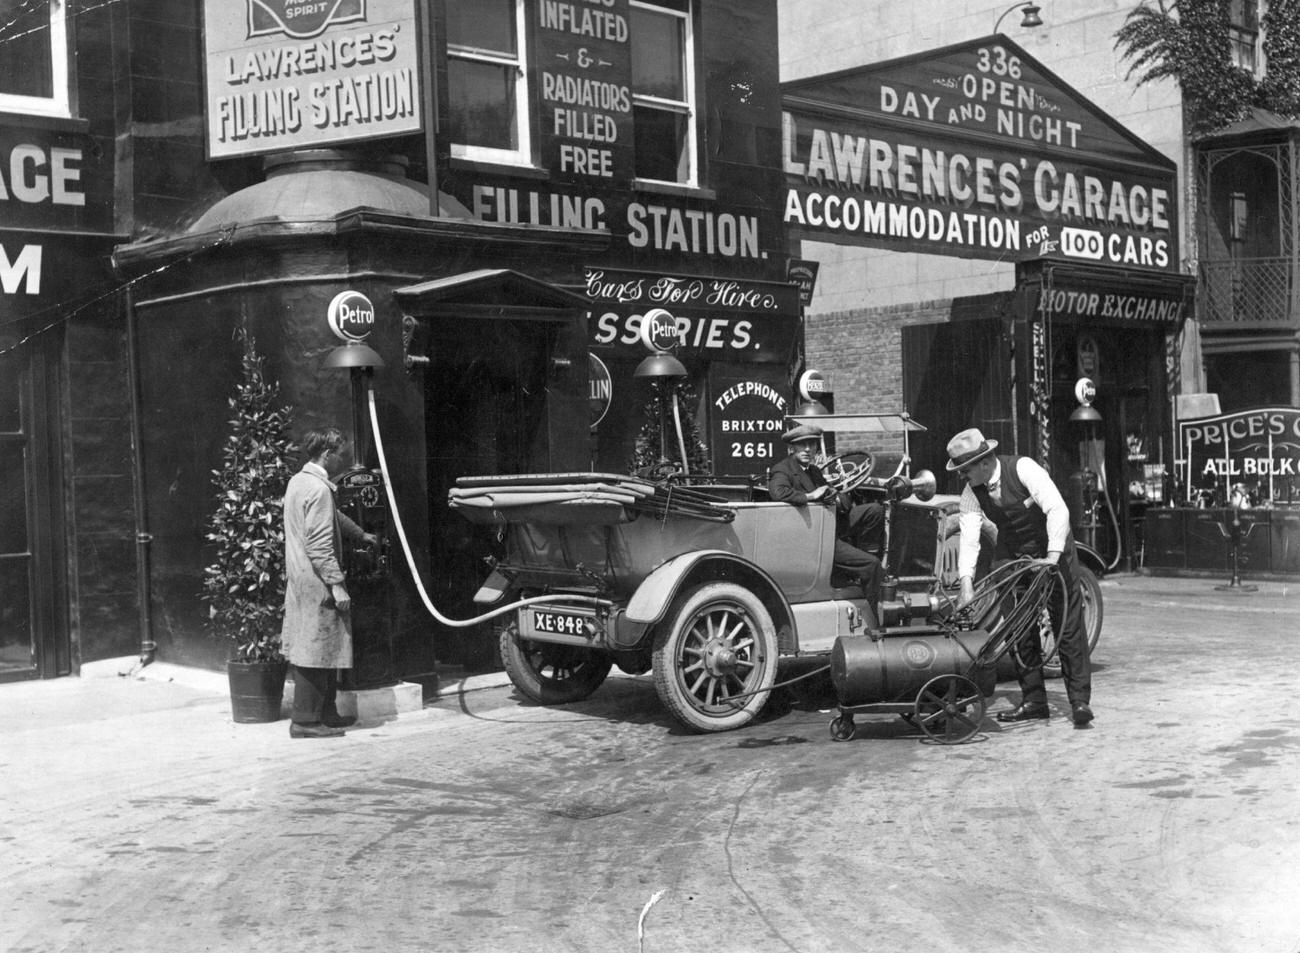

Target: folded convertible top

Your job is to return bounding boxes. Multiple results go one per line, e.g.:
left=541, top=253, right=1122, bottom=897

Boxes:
left=449, top=472, right=736, bottom=525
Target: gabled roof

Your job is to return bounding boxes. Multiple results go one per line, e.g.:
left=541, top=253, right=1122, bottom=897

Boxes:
left=782, top=34, right=1175, bottom=170
left=1195, top=107, right=1300, bottom=145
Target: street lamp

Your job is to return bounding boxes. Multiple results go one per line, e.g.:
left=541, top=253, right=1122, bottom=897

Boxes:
left=993, top=2, right=1043, bottom=34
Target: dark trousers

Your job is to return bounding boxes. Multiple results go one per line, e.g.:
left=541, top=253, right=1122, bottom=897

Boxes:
left=292, top=665, right=340, bottom=725
left=831, top=498, right=884, bottom=603
left=1009, top=552, right=1091, bottom=708
left=842, top=500, right=885, bottom=554
left=833, top=539, right=883, bottom=605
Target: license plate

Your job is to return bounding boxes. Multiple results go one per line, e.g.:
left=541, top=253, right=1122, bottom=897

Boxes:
left=530, top=609, right=591, bottom=637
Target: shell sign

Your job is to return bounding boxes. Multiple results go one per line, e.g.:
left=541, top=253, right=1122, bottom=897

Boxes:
left=249, top=0, right=367, bottom=40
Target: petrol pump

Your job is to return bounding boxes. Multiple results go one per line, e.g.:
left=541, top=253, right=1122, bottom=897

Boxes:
left=1066, top=376, right=1120, bottom=570
left=323, top=290, right=397, bottom=691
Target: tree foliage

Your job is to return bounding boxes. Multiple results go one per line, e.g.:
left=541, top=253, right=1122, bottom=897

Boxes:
left=1115, top=0, right=1300, bottom=136
left=1258, top=0, right=1300, bottom=116
left=630, top=377, right=711, bottom=476
left=201, top=323, right=297, bottom=662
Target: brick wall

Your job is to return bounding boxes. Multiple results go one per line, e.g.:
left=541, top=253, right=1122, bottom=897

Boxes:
left=804, top=299, right=956, bottom=456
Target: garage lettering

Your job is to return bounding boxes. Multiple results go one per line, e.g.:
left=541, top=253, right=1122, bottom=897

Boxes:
left=0, top=145, right=85, bottom=206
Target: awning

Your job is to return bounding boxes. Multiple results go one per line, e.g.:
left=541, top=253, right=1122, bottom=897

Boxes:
left=785, top=413, right=927, bottom=433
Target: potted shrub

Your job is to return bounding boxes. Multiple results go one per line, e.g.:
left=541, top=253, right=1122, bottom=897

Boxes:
left=202, top=323, right=297, bottom=723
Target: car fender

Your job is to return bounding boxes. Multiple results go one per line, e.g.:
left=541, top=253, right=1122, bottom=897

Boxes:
left=1075, top=541, right=1107, bottom=576
left=625, top=550, right=792, bottom=631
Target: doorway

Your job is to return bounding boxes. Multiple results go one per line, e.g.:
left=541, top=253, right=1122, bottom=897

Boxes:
left=0, top=341, right=67, bottom=681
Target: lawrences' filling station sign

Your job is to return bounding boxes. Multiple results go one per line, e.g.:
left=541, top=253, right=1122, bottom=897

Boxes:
left=203, top=0, right=422, bottom=159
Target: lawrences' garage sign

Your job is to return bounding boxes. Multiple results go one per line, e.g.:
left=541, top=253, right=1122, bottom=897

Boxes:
left=782, top=37, right=1179, bottom=273
left=1179, top=407, right=1300, bottom=502
left=203, top=0, right=422, bottom=159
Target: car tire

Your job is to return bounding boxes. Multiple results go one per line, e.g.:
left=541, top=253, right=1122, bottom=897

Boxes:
left=1043, top=565, right=1103, bottom=678
left=498, top=620, right=612, bottom=705
left=652, top=582, right=779, bottom=733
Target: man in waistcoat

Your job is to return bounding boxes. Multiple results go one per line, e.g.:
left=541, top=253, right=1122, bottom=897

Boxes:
left=947, top=428, right=1094, bottom=726
left=281, top=427, right=376, bottom=738
left=769, top=424, right=883, bottom=604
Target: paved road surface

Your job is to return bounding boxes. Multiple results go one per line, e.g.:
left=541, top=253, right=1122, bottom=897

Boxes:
left=2, top=575, right=1298, bottom=953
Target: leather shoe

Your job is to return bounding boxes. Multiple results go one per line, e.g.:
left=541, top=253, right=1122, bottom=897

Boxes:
left=290, top=721, right=345, bottom=738
left=322, top=713, right=357, bottom=728
left=996, top=703, right=1050, bottom=723
left=1071, top=702, right=1095, bottom=726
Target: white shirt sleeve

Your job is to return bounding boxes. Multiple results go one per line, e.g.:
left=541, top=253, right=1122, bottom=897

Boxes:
left=1015, top=457, right=1071, bottom=554
left=956, top=486, right=984, bottom=581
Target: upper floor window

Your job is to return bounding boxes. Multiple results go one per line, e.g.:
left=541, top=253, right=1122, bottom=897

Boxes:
left=0, top=0, right=70, bottom=117
left=630, top=0, right=696, bottom=187
left=1228, top=0, right=1260, bottom=73
left=446, top=0, right=531, bottom=165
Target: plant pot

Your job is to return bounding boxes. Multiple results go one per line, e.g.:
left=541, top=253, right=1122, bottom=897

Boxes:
left=227, top=658, right=289, bottom=723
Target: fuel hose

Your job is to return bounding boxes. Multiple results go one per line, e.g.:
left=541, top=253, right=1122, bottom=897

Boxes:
left=367, top=385, right=612, bottom=627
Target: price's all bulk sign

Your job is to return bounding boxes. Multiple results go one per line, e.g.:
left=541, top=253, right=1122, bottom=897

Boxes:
left=781, top=37, right=1179, bottom=273
left=1179, top=407, right=1300, bottom=499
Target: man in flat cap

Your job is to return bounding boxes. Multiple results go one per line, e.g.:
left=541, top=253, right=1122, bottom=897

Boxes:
left=769, top=424, right=883, bottom=604
left=947, top=427, right=1093, bottom=726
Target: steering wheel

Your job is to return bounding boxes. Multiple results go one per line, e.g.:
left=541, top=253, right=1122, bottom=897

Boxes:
left=820, top=451, right=875, bottom=492
left=641, top=460, right=684, bottom=482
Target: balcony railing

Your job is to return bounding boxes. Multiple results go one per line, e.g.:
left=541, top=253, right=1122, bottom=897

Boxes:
left=1199, top=256, right=1296, bottom=326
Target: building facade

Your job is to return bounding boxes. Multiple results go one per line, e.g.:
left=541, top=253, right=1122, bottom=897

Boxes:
left=2, top=0, right=803, bottom=681
left=777, top=0, right=1300, bottom=575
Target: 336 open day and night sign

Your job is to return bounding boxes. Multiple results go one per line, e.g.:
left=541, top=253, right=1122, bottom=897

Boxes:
left=782, top=37, right=1179, bottom=273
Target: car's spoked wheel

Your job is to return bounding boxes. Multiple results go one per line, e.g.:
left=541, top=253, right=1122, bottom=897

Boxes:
left=499, top=622, right=612, bottom=705
left=913, top=674, right=985, bottom=744
left=1043, top=565, right=1104, bottom=677
left=652, top=582, right=779, bottom=732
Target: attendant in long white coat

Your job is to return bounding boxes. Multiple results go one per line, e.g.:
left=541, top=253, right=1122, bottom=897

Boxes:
left=281, top=427, right=374, bottom=738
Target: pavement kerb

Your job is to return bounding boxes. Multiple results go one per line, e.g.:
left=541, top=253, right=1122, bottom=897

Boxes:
left=58, top=572, right=1300, bottom=720
left=77, top=655, right=520, bottom=705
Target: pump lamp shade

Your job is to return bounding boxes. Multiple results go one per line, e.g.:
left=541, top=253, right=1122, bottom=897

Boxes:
left=323, top=341, right=385, bottom=369
left=634, top=352, right=687, bottom=378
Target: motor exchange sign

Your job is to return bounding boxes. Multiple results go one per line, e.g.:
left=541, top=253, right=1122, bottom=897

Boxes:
left=781, top=37, right=1179, bottom=273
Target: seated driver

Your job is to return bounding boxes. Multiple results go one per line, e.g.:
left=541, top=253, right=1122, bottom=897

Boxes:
left=768, top=424, right=883, bottom=603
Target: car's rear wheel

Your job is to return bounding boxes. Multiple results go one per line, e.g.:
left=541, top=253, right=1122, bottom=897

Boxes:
left=1042, top=565, right=1103, bottom=677
left=652, top=582, right=779, bottom=732
left=499, top=621, right=612, bottom=704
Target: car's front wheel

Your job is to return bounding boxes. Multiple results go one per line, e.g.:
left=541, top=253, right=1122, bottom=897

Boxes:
left=652, top=582, right=779, bottom=732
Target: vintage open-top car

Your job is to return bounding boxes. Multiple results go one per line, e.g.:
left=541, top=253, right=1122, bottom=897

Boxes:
left=449, top=414, right=1102, bottom=734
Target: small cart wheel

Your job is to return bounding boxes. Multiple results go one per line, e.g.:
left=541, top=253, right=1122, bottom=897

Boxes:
left=914, top=674, right=986, bottom=744
left=829, top=715, right=856, bottom=742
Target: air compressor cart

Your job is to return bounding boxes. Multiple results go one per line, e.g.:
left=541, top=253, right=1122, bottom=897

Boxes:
left=826, top=558, right=1071, bottom=745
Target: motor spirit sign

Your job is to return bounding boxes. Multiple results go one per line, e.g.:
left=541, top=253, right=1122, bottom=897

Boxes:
left=203, top=0, right=421, bottom=159
left=1179, top=407, right=1300, bottom=503
left=781, top=37, right=1179, bottom=273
